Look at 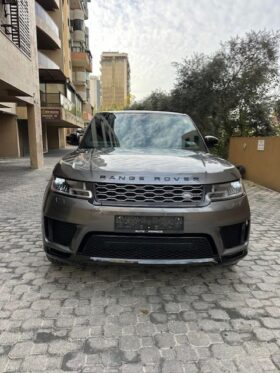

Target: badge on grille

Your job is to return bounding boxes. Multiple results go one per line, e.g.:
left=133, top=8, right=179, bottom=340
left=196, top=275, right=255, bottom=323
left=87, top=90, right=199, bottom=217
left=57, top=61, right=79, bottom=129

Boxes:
left=182, top=192, right=193, bottom=200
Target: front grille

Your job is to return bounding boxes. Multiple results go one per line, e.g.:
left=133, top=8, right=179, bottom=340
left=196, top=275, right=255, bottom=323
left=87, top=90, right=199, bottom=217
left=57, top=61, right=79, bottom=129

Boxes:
left=93, top=183, right=205, bottom=207
left=79, top=234, right=216, bottom=260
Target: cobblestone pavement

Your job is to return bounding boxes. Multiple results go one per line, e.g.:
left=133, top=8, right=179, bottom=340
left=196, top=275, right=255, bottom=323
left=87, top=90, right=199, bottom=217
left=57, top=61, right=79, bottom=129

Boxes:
left=0, top=150, right=280, bottom=373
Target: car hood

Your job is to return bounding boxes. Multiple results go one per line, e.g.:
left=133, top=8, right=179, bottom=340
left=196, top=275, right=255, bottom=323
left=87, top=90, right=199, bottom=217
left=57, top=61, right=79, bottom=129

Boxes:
left=53, top=148, right=240, bottom=184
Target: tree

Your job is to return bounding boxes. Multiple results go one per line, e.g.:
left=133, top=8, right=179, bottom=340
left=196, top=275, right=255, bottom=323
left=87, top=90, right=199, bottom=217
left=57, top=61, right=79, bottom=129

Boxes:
left=130, top=30, right=280, bottom=156
left=130, top=90, right=172, bottom=111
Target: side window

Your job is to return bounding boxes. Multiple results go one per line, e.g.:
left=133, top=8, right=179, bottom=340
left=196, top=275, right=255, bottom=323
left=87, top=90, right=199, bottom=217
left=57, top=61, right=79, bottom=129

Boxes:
left=95, top=118, right=106, bottom=146
left=80, top=115, right=120, bottom=149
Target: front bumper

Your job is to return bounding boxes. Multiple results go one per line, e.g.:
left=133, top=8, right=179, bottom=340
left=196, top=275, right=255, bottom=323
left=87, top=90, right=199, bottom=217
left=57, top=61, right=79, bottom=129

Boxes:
left=42, top=189, right=250, bottom=265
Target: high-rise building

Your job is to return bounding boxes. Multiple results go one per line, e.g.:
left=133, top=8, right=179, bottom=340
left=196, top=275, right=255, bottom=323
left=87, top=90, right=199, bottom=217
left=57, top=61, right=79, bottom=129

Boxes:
left=100, top=52, right=130, bottom=110
left=36, top=0, right=85, bottom=153
left=89, top=75, right=101, bottom=112
left=0, top=0, right=93, bottom=167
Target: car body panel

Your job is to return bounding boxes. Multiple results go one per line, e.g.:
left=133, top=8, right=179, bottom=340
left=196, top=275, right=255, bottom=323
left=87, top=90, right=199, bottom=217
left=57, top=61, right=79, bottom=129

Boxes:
left=53, top=148, right=240, bottom=185
left=42, top=111, right=250, bottom=266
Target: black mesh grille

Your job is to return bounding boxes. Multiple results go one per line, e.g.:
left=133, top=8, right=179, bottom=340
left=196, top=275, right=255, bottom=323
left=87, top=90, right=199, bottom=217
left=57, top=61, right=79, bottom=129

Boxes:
left=93, top=183, right=205, bottom=207
left=220, top=222, right=249, bottom=249
left=79, top=234, right=216, bottom=260
left=45, top=218, right=76, bottom=246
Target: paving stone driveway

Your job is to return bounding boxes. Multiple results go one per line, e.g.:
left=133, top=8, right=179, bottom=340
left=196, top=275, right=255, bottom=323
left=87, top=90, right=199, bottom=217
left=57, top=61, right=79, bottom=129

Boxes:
left=0, top=150, right=280, bottom=373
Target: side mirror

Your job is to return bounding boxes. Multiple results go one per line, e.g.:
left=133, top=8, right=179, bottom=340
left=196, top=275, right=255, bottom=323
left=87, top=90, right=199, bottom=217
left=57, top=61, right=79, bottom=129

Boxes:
left=204, top=135, right=219, bottom=149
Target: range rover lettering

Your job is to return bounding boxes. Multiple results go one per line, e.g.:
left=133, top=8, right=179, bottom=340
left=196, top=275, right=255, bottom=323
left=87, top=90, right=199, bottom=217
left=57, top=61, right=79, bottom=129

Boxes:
left=42, top=111, right=250, bottom=265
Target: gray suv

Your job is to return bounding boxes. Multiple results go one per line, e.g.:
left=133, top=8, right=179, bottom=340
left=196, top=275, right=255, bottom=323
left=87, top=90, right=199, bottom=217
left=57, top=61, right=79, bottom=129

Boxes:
left=42, top=111, right=250, bottom=266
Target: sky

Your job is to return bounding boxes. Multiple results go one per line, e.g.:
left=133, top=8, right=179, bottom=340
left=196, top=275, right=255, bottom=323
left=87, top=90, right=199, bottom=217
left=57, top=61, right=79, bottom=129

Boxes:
left=87, top=0, right=280, bottom=101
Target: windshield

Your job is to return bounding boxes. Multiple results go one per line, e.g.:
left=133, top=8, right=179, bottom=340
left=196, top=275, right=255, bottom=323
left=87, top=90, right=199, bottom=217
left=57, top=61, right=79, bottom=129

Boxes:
left=80, top=112, right=206, bottom=152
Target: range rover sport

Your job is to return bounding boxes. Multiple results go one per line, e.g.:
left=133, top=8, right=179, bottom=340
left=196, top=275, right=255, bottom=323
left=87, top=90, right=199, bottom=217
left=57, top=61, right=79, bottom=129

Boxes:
left=42, top=111, right=250, bottom=265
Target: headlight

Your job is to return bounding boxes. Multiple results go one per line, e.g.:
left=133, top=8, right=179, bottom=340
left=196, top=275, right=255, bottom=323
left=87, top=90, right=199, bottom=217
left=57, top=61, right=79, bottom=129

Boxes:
left=208, top=180, right=244, bottom=201
left=51, top=177, right=92, bottom=199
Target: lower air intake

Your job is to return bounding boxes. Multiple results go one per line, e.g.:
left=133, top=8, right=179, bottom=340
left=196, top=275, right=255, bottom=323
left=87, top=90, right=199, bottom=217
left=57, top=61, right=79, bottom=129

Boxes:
left=79, top=234, right=216, bottom=260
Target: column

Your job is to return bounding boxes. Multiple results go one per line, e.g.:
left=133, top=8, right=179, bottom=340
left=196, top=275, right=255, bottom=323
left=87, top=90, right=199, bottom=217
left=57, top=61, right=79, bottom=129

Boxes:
left=27, top=104, right=44, bottom=169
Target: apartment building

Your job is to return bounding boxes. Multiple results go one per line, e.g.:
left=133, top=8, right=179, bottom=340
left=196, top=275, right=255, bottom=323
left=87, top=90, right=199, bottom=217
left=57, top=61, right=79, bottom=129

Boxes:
left=89, top=75, right=101, bottom=112
left=70, top=0, right=93, bottom=125
left=37, top=0, right=86, bottom=153
left=0, top=0, right=43, bottom=168
left=0, top=0, right=92, bottom=167
left=100, top=52, right=130, bottom=110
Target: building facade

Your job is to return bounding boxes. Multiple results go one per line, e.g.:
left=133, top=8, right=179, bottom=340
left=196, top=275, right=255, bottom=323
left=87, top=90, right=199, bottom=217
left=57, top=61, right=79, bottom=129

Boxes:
left=89, top=75, right=101, bottom=112
left=70, top=0, right=93, bottom=125
left=0, top=0, right=92, bottom=167
left=100, top=52, right=130, bottom=110
left=0, top=0, right=43, bottom=168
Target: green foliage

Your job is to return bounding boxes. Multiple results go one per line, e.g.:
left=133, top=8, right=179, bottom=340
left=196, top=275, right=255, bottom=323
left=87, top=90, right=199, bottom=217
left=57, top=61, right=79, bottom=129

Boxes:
left=130, top=30, right=280, bottom=156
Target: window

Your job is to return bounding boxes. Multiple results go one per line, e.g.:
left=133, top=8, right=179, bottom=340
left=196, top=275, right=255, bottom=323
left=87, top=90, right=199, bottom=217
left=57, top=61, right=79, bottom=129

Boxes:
left=46, top=84, right=65, bottom=95
left=80, top=113, right=206, bottom=152
left=71, top=19, right=84, bottom=31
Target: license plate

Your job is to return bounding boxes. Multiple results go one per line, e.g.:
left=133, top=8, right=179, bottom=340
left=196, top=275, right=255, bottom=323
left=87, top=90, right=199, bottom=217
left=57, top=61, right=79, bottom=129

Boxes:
left=115, top=215, right=184, bottom=233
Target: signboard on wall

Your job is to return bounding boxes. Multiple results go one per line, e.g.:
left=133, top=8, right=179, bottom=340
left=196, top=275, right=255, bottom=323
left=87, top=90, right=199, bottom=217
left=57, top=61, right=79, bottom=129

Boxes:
left=41, top=109, right=61, bottom=121
left=257, top=139, right=265, bottom=151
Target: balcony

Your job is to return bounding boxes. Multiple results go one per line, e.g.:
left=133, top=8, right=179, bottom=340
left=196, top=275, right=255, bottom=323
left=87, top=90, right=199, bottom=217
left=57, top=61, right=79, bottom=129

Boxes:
left=38, top=51, right=65, bottom=81
left=40, top=92, right=84, bottom=128
left=70, top=0, right=89, bottom=18
left=73, top=70, right=87, bottom=85
left=0, top=31, right=34, bottom=101
left=35, top=2, right=61, bottom=49
left=71, top=50, right=92, bottom=72
left=36, top=0, right=59, bottom=10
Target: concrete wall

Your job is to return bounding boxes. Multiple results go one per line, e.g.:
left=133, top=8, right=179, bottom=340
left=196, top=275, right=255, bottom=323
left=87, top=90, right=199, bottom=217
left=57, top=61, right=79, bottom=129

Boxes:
left=47, top=126, right=66, bottom=149
left=44, top=0, right=72, bottom=80
left=0, top=114, right=20, bottom=157
left=228, top=137, right=280, bottom=192
left=58, top=128, right=66, bottom=148
left=62, top=0, right=72, bottom=81
left=47, top=126, right=59, bottom=149
left=0, top=32, right=34, bottom=97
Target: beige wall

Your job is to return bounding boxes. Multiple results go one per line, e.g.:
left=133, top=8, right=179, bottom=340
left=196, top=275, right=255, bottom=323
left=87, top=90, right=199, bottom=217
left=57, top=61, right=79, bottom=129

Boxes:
left=47, top=126, right=66, bottom=149
left=0, top=114, right=20, bottom=157
left=58, top=128, right=66, bottom=148
left=0, top=32, right=34, bottom=98
left=229, top=137, right=280, bottom=192
left=42, top=122, right=48, bottom=153
left=47, top=126, right=59, bottom=149
left=61, top=0, right=72, bottom=80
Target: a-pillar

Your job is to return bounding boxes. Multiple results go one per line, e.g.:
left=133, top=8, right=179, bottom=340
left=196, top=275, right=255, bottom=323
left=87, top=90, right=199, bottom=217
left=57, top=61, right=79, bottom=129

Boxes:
left=27, top=104, right=44, bottom=169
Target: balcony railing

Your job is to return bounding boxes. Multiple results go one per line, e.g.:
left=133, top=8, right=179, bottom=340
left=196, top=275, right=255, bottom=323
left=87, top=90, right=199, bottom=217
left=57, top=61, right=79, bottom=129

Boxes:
left=70, top=0, right=88, bottom=16
left=35, top=2, right=59, bottom=37
left=38, top=51, right=59, bottom=70
left=1, top=0, right=31, bottom=57
left=40, top=92, right=82, bottom=118
left=71, top=47, right=92, bottom=72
